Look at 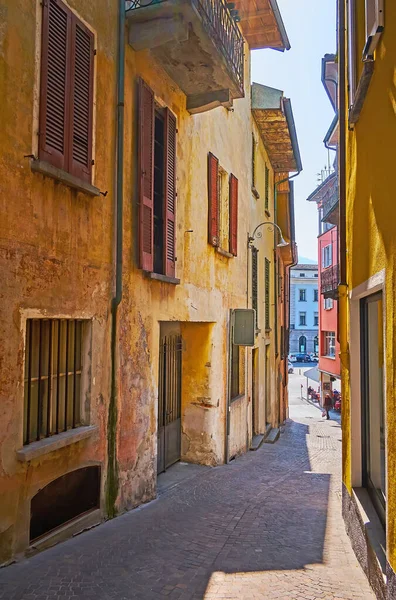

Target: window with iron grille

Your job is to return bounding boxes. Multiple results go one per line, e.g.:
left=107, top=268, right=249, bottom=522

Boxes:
left=265, top=164, right=270, bottom=210
left=251, top=246, right=258, bottom=329
left=265, top=258, right=270, bottom=330
left=231, top=344, right=241, bottom=400
left=39, top=0, right=94, bottom=182
left=23, top=319, right=88, bottom=446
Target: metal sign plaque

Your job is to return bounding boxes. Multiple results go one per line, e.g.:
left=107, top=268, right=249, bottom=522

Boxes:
left=232, top=309, right=255, bottom=346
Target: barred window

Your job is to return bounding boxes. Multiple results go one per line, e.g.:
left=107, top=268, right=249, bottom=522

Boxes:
left=24, top=319, right=88, bottom=445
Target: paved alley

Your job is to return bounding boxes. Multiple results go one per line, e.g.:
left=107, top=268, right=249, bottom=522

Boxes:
left=0, top=374, right=374, bottom=600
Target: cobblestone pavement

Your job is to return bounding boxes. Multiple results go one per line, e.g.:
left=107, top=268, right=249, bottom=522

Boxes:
left=0, top=374, right=374, bottom=600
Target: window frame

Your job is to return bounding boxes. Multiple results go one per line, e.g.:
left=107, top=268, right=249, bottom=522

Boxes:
left=299, top=312, right=306, bottom=326
left=323, top=330, right=336, bottom=357
left=299, top=288, right=306, bottom=302
left=23, top=318, right=91, bottom=446
left=39, top=0, right=95, bottom=182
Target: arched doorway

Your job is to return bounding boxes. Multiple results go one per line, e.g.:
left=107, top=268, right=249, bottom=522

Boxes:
left=314, top=335, right=319, bottom=353
left=299, top=335, right=307, bottom=353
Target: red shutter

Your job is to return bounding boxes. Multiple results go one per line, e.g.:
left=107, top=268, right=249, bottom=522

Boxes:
left=69, top=15, right=94, bottom=182
left=208, top=152, right=219, bottom=246
left=138, top=78, right=155, bottom=271
left=229, top=174, right=238, bottom=256
left=39, top=0, right=71, bottom=170
left=164, top=108, right=177, bottom=278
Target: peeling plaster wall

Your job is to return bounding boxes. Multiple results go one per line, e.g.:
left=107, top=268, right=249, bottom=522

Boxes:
left=0, top=0, right=117, bottom=563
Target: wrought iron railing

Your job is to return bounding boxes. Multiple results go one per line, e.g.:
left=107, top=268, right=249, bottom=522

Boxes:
left=125, top=0, right=244, bottom=93
left=321, top=264, right=339, bottom=296
left=321, top=185, right=339, bottom=222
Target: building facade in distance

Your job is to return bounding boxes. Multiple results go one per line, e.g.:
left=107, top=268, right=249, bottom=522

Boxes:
left=289, top=264, right=319, bottom=355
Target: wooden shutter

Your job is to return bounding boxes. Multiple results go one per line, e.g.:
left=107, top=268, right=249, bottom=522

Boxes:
left=164, top=109, right=177, bottom=278
left=208, top=153, right=219, bottom=246
left=39, top=0, right=71, bottom=170
left=265, top=258, right=270, bottom=330
left=138, top=78, right=154, bottom=271
left=251, top=246, right=258, bottom=328
left=229, top=174, right=238, bottom=256
left=70, top=16, right=94, bottom=182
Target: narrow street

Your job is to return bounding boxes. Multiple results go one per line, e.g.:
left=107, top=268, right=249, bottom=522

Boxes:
left=0, top=374, right=373, bottom=600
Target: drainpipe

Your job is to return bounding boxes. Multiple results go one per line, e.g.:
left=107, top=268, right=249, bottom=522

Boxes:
left=106, top=0, right=125, bottom=519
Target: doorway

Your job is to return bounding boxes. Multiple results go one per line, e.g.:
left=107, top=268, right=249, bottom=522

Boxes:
left=265, top=345, right=271, bottom=425
left=360, top=292, right=386, bottom=526
left=157, top=330, right=182, bottom=475
left=251, top=348, right=259, bottom=436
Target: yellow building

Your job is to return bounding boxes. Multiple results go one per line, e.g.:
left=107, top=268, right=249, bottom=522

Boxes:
left=340, top=0, right=396, bottom=596
left=0, top=0, right=298, bottom=563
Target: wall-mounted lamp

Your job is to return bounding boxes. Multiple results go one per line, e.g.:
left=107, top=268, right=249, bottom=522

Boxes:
left=248, top=221, right=289, bottom=248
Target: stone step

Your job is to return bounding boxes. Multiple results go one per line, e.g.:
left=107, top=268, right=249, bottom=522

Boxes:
left=264, top=427, right=280, bottom=444
left=250, top=434, right=265, bottom=451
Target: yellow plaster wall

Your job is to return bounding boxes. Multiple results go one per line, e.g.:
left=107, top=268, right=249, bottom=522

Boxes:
left=344, top=1, right=396, bottom=571
left=0, top=0, right=118, bottom=562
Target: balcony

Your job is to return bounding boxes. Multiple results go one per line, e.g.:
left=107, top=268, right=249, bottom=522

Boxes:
left=126, top=0, right=244, bottom=114
left=321, top=265, right=339, bottom=299
left=321, top=185, right=339, bottom=226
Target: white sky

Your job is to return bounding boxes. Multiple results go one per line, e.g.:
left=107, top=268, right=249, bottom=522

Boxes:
left=251, top=0, right=337, bottom=262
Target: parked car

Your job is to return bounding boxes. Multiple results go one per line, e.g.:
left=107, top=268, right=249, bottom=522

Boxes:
left=308, top=352, right=319, bottom=361
left=289, top=354, right=297, bottom=362
left=294, top=353, right=312, bottom=363
left=288, top=361, right=294, bottom=374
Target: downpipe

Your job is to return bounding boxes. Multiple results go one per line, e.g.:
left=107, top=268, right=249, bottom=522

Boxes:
left=106, top=0, right=125, bottom=518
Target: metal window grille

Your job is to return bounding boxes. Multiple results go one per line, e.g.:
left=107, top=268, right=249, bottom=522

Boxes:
left=265, top=165, right=269, bottom=210
left=24, top=319, right=86, bottom=445
left=265, top=258, right=270, bottom=330
left=251, top=247, right=258, bottom=329
left=231, top=343, right=240, bottom=400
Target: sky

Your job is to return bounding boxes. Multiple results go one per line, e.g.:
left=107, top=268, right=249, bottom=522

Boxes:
left=251, top=0, right=337, bottom=262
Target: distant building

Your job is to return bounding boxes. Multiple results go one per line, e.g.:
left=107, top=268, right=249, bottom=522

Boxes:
left=290, top=264, right=319, bottom=355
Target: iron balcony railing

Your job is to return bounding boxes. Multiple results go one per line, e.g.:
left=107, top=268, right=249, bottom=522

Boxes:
left=321, top=185, right=339, bottom=223
left=125, top=0, right=244, bottom=94
left=321, top=264, right=339, bottom=296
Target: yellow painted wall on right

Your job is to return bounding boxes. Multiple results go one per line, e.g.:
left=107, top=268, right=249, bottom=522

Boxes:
left=342, top=1, right=396, bottom=594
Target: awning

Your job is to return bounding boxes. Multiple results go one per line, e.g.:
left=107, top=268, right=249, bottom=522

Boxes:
left=304, top=367, right=320, bottom=383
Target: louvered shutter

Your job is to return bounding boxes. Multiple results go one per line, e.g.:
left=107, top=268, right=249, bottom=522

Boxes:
left=208, top=153, right=219, bottom=247
left=39, top=0, right=71, bottom=170
left=229, top=174, right=238, bottom=256
left=138, top=78, right=154, bottom=271
left=164, top=109, right=177, bottom=278
left=70, top=15, right=94, bottom=182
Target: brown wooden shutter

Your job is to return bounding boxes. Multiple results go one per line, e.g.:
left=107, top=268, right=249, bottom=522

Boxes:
left=229, top=174, right=238, bottom=256
left=208, top=153, right=219, bottom=246
left=39, top=0, right=71, bottom=170
left=69, top=15, right=94, bottom=182
left=138, top=78, right=155, bottom=271
left=164, top=109, right=177, bottom=278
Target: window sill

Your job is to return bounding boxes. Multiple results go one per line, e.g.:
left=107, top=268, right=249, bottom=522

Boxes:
left=216, top=247, right=233, bottom=259
left=251, top=186, right=260, bottom=199
left=349, top=60, right=375, bottom=125
left=322, top=355, right=335, bottom=360
left=31, top=159, right=100, bottom=197
left=16, top=425, right=98, bottom=462
left=145, top=272, right=180, bottom=285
